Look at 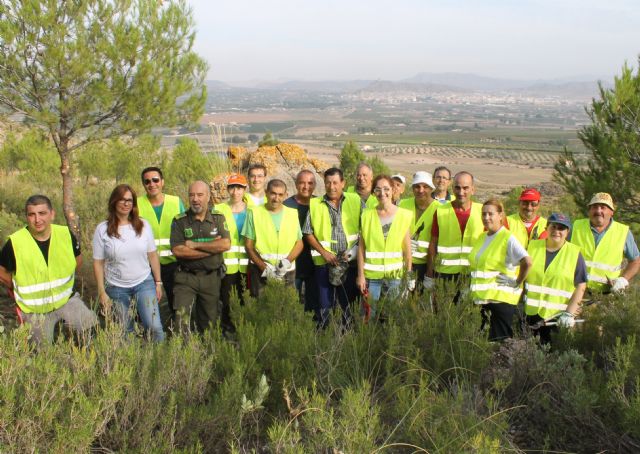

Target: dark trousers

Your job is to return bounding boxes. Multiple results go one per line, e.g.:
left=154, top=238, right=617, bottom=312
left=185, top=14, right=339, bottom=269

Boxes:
left=247, top=263, right=295, bottom=298
left=315, top=264, right=357, bottom=329
left=413, top=263, right=427, bottom=295
left=525, top=314, right=555, bottom=345
left=480, top=302, right=517, bottom=341
left=296, top=271, right=319, bottom=315
left=220, top=272, right=247, bottom=333
left=160, top=261, right=178, bottom=327
left=173, top=269, right=222, bottom=334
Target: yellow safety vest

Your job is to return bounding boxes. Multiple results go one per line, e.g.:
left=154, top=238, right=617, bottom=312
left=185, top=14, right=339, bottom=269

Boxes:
left=571, top=219, right=628, bottom=291
left=252, top=206, right=299, bottom=269
left=309, top=193, right=361, bottom=265
left=506, top=214, right=547, bottom=249
left=435, top=202, right=484, bottom=274
left=243, top=193, right=267, bottom=208
left=398, top=197, right=439, bottom=265
left=138, top=194, right=181, bottom=265
left=346, top=185, right=377, bottom=208
left=469, top=228, right=521, bottom=305
left=525, top=239, right=581, bottom=319
left=361, top=207, right=413, bottom=279
left=214, top=203, right=248, bottom=274
left=10, top=225, right=76, bottom=314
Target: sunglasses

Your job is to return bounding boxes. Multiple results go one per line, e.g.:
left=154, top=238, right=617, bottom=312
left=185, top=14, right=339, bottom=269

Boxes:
left=143, top=177, right=161, bottom=185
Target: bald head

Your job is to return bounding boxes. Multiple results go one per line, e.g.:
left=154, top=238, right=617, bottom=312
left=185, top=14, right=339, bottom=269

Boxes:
left=452, top=171, right=475, bottom=207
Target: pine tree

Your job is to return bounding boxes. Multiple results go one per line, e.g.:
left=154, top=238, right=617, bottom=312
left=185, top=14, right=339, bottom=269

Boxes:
left=554, top=59, right=640, bottom=224
left=0, top=0, right=208, bottom=236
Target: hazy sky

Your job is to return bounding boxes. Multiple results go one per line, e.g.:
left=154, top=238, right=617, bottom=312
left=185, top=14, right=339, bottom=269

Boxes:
left=188, top=0, right=639, bottom=82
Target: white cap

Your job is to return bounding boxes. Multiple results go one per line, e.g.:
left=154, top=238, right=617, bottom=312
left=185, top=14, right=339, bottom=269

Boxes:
left=391, top=174, right=406, bottom=184
left=411, top=171, right=435, bottom=189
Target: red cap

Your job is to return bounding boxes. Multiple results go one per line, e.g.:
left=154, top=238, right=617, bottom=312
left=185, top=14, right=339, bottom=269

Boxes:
left=519, top=188, right=541, bottom=202
left=227, top=173, right=247, bottom=187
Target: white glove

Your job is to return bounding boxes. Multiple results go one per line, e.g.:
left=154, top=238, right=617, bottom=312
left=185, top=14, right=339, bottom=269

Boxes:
left=407, top=278, right=416, bottom=292
left=557, top=311, right=576, bottom=328
left=261, top=263, right=279, bottom=280
left=410, top=240, right=419, bottom=254
left=611, top=277, right=629, bottom=293
left=346, top=243, right=358, bottom=261
left=423, top=276, right=436, bottom=291
left=496, top=273, right=519, bottom=288
left=276, top=258, right=291, bottom=277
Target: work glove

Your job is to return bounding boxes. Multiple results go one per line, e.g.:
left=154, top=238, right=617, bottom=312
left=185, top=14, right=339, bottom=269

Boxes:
left=611, top=277, right=629, bottom=294
left=422, top=276, right=436, bottom=291
left=496, top=273, right=519, bottom=288
left=410, top=239, right=419, bottom=254
left=406, top=270, right=416, bottom=292
left=276, top=258, right=291, bottom=278
left=345, top=243, right=358, bottom=262
left=261, top=263, right=279, bottom=280
left=556, top=311, right=576, bottom=328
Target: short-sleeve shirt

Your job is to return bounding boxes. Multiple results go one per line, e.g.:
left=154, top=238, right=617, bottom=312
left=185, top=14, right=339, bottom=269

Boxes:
left=473, top=227, right=528, bottom=271
left=431, top=204, right=474, bottom=238
left=0, top=227, right=81, bottom=273
left=170, top=209, right=230, bottom=272
left=545, top=249, right=588, bottom=286
left=284, top=196, right=315, bottom=276
left=92, top=219, right=156, bottom=288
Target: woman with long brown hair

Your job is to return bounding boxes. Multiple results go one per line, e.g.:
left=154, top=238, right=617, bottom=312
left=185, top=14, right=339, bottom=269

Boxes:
left=92, top=184, right=165, bottom=341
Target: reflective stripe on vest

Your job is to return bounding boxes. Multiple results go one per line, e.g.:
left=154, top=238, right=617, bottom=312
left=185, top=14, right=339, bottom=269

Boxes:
left=309, top=193, right=361, bottom=265
left=253, top=206, right=299, bottom=271
left=10, top=225, right=76, bottom=314
left=361, top=207, right=413, bottom=279
left=138, top=194, right=181, bottom=265
left=435, top=202, right=484, bottom=275
left=571, top=218, right=627, bottom=291
left=468, top=227, right=522, bottom=305
left=506, top=214, right=547, bottom=249
left=398, top=197, right=439, bottom=265
left=214, top=203, right=249, bottom=274
left=525, top=239, right=581, bottom=319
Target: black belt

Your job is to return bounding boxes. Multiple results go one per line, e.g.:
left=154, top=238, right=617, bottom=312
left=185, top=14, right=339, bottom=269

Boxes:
left=178, top=267, right=215, bottom=275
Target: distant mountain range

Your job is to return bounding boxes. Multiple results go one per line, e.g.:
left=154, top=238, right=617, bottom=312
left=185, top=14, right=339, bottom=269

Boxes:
left=208, top=72, right=612, bottom=99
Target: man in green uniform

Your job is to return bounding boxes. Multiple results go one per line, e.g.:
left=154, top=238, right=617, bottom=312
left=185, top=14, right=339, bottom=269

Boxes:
left=137, top=166, right=185, bottom=325
left=170, top=181, right=230, bottom=334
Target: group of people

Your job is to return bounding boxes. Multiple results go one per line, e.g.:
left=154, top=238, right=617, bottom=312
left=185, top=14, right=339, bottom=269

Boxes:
left=1, top=161, right=638, bottom=346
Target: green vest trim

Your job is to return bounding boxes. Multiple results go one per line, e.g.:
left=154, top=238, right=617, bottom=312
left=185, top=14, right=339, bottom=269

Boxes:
left=506, top=214, right=547, bottom=249
left=214, top=203, right=248, bottom=274
left=571, top=219, right=627, bottom=291
left=253, top=206, right=299, bottom=269
left=11, top=225, right=76, bottom=314
left=435, top=202, right=484, bottom=274
left=309, top=193, right=361, bottom=265
left=525, top=239, right=580, bottom=319
left=398, top=197, right=439, bottom=264
left=469, top=228, right=521, bottom=305
left=138, top=194, right=181, bottom=265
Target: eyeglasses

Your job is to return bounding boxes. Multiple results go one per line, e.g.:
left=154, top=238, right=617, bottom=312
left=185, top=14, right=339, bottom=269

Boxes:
left=520, top=201, right=539, bottom=207
left=373, top=187, right=391, bottom=194
left=143, top=177, right=161, bottom=185
left=118, top=198, right=134, bottom=205
left=434, top=176, right=450, bottom=180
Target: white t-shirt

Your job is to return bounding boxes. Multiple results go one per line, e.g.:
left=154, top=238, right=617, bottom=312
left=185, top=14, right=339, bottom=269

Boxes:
left=92, top=219, right=156, bottom=288
left=249, top=193, right=265, bottom=206
left=474, top=226, right=528, bottom=272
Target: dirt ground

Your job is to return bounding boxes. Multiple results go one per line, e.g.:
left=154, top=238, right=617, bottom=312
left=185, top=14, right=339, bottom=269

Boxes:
left=300, top=142, right=552, bottom=197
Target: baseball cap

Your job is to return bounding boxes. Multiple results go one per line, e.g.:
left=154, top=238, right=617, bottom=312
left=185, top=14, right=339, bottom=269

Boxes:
left=547, top=212, right=572, bottom=229
left=588, top=192, right=615, bottom=211
left=391, top=174, right=406, bottom=185
left=519, top=188, right=541, bottom=202
left=227, top=173, right=247, bottom=187
left=411, top=171, right=435, bottom=189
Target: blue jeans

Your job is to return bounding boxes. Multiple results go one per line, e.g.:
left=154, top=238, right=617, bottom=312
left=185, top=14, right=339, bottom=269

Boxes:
left=315, top=264, right=357, bottom=329
left=365, top=278, right=401, bottom=318
left=106, top=273, right=165, bottom=342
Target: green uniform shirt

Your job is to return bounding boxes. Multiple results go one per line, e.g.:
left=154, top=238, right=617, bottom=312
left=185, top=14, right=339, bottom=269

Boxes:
left=170, top=208, right=230, bottom=272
